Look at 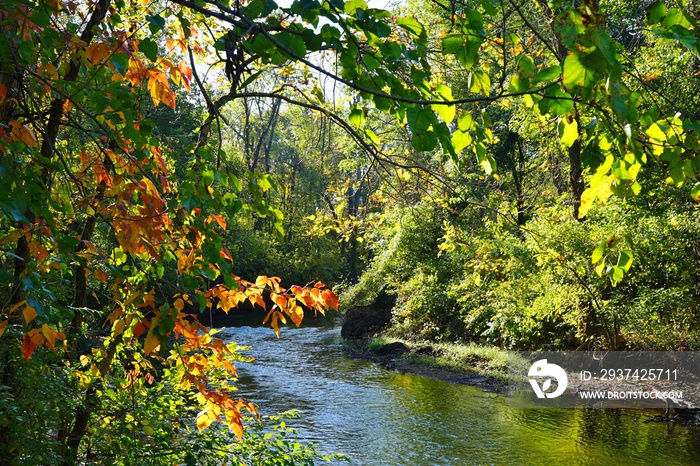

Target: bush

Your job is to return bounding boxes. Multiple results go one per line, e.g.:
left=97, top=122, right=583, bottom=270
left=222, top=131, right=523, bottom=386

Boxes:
left=352, top=188, right=700, bottom=350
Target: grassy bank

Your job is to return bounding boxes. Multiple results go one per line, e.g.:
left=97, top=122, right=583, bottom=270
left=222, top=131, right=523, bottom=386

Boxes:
left=348, top=335, right=529, bottom=387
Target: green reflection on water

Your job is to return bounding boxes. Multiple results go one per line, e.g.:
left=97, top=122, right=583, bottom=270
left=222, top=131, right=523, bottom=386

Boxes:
left=226, top=323, right=700, bottom=465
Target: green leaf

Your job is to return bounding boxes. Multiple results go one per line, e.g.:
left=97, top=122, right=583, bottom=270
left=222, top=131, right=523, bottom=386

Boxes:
left=595, top=30, right=617, bottom=66
left=277, top=32, right=307, bottom=59
left=475, top=143, right=495, bottom=174
left=618, top=250, right=633, bottom=272
left=442, top=34, right=480, bottom=69
left=480, top=0, right=498, bottom=16
left=647, top=1, right=667, bottom=24
left=406, top=106, right=433, bottom=132
left=457, top=112, right=474, bottom=132
left=517, top=55, right=535, bottom=79
left=509, top=74, right=530, bottom=93
left=362, top=53, right=381, bottom=70
left=241, top=0, right=266, bottom=19
left=610, top=266, right=624, bottom=286
left=411, top=130, right=437, bottom=152
left=110, top=53, right=128, bottom=74
left=432, top=85, right=455, bottom=123
left=595, top=260, right=606, bottom=277
left=349, top=107, right=365, bottom=128
left=451, top=129, right=472, bottom=153
left=563, top=53, right=596, bottom=98
left=139, top=38, right=158, bottom=61
left=558, top=116, right=579, bottom=148
left=397, top=17, right=425, bottom=39
left=433, top=103, right=455, bottom=124
left=146, top=14, right=166, bottom=35
left=533, top=65, right=562, bottom=83
left=692, top=182, right=700, bottom=202
left=538, top=88, right=574, bottom=116
left=592, top=243, right=605, bottom=264
left=469, top=70, right=491, bottom=94
left=645, top=122, right=667, bottom=142
left=364, top=128, right=381, bottom=146
left=436, top=84, right=452, bottom=101
left=554, top=10, right=584, bottom=50
left=610, top=84, right=638, bottom=124
left=302, top=29, right=323, bottom=51
left=442, top=35, right=464, bottom=53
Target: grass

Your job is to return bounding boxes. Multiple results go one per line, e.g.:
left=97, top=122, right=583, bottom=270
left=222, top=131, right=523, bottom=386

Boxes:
left=365, top=335, right=529, bottom=383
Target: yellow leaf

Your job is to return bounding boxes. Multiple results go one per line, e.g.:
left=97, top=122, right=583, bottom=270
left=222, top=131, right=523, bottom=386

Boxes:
left=0, top=320, right=8, bottom=338
left=289, top=305, right=304, bottom=327
left=8, top=299, right=26, bottom=315
left=196, top=408, right=216, bottom=432
left=144, top=329, right=161, bottom=355
left=41, top=323, right=58, bottom=350
left=113, top=319, right=125, bottom=337
left=23, top=306, right=38, bottom=324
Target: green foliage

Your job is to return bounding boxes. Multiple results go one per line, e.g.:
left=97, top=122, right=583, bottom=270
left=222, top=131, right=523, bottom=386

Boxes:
left=358, top=185, right=700, bottom=350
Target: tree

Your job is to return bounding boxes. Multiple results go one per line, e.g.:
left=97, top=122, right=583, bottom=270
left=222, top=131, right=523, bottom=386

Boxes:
left=0, top=1, right=339, bottom=463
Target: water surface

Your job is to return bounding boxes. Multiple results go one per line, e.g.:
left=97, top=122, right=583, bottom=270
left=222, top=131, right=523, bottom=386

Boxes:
left=219, top=318, right=700, bottom=465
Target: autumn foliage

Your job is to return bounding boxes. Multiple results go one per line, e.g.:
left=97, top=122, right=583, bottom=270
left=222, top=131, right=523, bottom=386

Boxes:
left=0, top=0, right=338, bottom=462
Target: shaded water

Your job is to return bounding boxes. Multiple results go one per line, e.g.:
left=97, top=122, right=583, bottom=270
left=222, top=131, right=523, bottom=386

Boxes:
left=219, top=317, right=700, bottom=465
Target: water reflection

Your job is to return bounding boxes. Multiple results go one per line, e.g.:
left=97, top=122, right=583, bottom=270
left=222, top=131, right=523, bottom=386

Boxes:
left=219, top=320, right=700, bottom=465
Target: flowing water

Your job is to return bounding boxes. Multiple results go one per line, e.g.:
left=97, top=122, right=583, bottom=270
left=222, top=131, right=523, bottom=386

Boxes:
left=218, top=316, right=700, bottom=465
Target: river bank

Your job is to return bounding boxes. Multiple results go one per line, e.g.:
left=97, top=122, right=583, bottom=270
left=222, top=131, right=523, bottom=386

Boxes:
left=344, top=334, right=700, bottom=422
left=342, top=334, right=521, bottom=391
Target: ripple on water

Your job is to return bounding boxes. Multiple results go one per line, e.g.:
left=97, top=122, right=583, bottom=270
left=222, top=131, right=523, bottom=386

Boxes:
left=219, top=324, right=700, bottom=466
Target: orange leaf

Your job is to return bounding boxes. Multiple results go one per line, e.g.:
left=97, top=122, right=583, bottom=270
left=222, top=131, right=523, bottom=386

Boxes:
left=210, top=215, right=227, bottom=230
left=28, top=241, right=48, bottom=263
left=174, top=298, right=185, bottom=312
left=22, top=334, right=37, bottom=360
left=133, top=321, right=146, bottom=338
left=273, top=294, right=287, bottom=310
left=144, top=329, right=160, bottom=355
left=322, top=289, right=339, bottom=311
left=219, top=247, right=233, bottom=261
left=23, top=306, right=38, bottom=324
left=0, top=84, right=6, bottom=104
left=0, top=320, right=8, bottom=338
left=9, top=121, right=38, bottom=147
left=93, top=268, right=108, bottom=283
left=254, top=294, right=266, bottom=311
